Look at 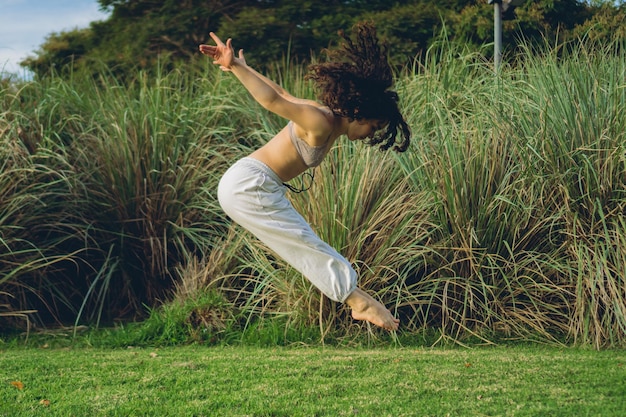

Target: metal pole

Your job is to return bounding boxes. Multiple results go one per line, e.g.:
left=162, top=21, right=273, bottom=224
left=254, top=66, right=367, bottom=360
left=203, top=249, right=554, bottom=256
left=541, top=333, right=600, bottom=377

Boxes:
left=494, top=1, right=502, bottom=72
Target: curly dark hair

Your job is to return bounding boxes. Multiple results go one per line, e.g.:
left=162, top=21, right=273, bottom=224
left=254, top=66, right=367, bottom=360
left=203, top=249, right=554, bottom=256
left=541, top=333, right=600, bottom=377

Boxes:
left=306, top=22, right=411, bottom=152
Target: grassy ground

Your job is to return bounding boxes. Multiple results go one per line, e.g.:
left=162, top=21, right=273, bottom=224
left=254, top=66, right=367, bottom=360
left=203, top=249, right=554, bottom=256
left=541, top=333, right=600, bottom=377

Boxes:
left=1, top=344, right=624, bottom=416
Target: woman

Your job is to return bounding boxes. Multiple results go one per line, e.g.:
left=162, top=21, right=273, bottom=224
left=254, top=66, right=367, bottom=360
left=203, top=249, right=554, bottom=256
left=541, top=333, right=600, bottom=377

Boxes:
left=199, top=23, right=410, bottom=330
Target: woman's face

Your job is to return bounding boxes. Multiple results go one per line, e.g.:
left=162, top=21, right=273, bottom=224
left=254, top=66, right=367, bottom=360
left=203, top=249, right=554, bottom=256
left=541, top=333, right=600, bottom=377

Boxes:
left=347, top=119, right=387, bottom=141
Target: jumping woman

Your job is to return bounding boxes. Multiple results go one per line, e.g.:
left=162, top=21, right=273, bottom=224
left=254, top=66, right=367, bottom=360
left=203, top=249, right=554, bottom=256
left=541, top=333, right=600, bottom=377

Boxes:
left=199, top=22, right=410, bottom=330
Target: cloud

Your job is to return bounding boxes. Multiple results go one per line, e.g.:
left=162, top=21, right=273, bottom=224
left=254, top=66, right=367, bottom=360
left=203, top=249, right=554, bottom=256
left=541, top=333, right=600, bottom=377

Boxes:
left=0, top=0, right=109, bottom=74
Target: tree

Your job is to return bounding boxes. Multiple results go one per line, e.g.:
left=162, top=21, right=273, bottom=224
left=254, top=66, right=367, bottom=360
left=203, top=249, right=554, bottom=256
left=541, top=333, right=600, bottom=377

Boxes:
left=512, top=0, right=591, bottom=43
left=19, top=0, right=619, bottom=79
left=571, top=2, right=626, bottom=42
left=22, top=0, right=252, bottom=77
left=363, top=2, right=454, bottom=66
left=214, top=0, right=360, bottom=69
left=451, top=0, right=592, bottom=58
left=21, top=29, right=95, bottom=77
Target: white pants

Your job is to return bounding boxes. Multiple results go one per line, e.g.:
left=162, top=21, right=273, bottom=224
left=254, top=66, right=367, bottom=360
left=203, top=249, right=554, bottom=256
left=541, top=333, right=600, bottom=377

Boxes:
left=217, top=157, right=357, bottom=302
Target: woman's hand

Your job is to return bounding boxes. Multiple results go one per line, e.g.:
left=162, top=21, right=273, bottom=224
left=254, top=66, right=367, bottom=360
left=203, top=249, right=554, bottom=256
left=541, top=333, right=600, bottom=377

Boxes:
left=199, top=32, right=241, bottom=71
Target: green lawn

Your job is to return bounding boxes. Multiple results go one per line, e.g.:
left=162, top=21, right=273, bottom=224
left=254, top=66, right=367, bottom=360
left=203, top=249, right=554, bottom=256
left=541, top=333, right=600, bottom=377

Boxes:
left=1, top=345, right=624, bottom=416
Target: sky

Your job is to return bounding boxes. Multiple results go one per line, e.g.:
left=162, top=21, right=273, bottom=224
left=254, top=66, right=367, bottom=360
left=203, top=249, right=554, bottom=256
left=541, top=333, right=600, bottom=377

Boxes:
left=0, top=0, right=110, bottom=76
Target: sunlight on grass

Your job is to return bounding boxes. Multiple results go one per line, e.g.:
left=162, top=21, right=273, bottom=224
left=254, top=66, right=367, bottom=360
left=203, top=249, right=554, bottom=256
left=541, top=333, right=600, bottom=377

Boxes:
left=0, top=345, right=624, bottom=416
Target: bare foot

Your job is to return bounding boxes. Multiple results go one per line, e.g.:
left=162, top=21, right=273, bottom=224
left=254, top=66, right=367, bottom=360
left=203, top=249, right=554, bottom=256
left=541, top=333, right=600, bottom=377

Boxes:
left=345, top=288, right=399, bottom=331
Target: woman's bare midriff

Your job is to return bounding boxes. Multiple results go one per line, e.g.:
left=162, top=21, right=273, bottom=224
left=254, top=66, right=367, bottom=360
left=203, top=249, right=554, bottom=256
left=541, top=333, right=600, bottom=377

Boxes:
left=248, top=127, right=310, bottom=182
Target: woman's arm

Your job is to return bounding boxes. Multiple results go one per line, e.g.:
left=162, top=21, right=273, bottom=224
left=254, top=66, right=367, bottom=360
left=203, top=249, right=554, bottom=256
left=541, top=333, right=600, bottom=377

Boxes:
left=199, top=33, right=330, bottom=135
left=245, top=63, right=317, bottom=106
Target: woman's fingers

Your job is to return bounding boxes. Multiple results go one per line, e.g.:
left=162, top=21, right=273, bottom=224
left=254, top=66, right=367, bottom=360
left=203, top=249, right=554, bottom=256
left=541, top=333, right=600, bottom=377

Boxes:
left=201, top=33, right=234, bottom=70
left=209, top=32, right=224, bottom=46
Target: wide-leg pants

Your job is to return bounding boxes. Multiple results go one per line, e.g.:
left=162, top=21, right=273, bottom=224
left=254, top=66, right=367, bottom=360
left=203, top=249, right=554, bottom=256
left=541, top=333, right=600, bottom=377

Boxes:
left=217, top=157, right=357, bottom=303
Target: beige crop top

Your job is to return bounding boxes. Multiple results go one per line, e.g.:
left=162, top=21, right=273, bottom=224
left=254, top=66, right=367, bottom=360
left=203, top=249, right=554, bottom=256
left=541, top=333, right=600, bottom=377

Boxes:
left=288, top=121, right=331, bottom=168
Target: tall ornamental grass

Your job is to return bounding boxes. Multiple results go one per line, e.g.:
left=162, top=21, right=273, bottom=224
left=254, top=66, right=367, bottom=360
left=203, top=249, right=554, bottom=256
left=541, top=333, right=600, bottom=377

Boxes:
left=505, top=39, right=626, bottom=348
left=1, top=85, right=87, bottom=328
left=395, top=37, right=626, bottom=347
left=0, top=65, right=252, bottom=326
left=1, top=38, right=625, bottom=348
